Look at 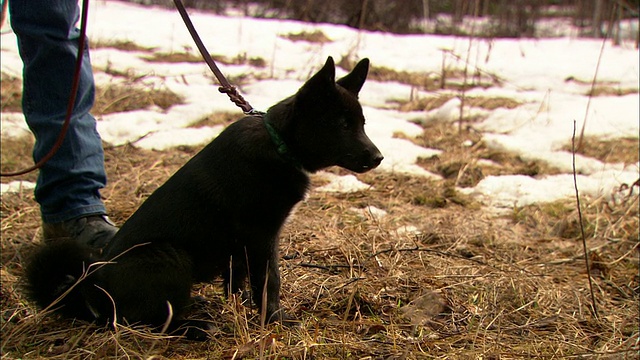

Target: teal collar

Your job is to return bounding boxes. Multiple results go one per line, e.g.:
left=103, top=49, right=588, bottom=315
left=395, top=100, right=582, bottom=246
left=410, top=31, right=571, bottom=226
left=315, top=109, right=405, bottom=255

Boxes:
left=261, top=113, right=303, bottom=170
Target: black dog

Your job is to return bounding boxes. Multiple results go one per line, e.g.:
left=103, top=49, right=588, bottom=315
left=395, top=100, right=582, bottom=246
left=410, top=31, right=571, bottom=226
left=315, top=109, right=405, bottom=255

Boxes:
left=25, top=57, right=383, bottom=339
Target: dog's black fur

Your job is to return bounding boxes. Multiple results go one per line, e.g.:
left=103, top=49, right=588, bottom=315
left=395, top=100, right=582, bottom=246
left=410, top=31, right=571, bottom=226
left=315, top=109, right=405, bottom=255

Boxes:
left=24, top=57, right=382, bottom=339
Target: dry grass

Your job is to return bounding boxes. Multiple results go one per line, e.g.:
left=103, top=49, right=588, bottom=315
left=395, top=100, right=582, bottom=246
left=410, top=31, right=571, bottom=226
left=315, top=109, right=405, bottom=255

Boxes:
left=91, top=38, right=156, bottom=52
left=393, top=95, right=456, bottom=112
left=94, top=83, right=184, bottom=115
left=0, top=136, right=37, bottom=182
left=0, top=72, right=184, bottom=116
left=338, top=57, right=498, bottom=92
left=393, top=95, right=520, bottom=112
left=1, top=41, right=637, bottom=358
left=0, top=73, right=23, bottom=113
left=217, top=53, right=268, bottom=68
left=586, top=86, right=639, bottom=97
left=464, top=96, right=521, bottom=110
left=143, top=51, right=267, bottom=68
left=564, top=136, right=640, bottom=166
left=142, top=51, right=204, bottom=64
left=563, top=77, right=639, bottom=97
left=403, top=120, right=564, bottom=188
left=280, top=30, right=332, bottom=43
left=1, top=121, right=638, bottom=358
left=369, top=66, right=496, bottom=91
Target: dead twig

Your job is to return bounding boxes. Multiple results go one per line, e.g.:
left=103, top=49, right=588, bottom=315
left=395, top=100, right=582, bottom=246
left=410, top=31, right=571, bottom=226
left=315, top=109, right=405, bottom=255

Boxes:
left=572, top=120, right=599, bottom=320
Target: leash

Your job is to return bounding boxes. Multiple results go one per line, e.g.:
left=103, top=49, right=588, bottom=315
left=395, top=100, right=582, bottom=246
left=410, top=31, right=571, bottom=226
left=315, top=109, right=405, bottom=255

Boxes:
left=0, top=0, right=89, bottom=177
left=1, top=0, right=271, bottom=177
left=1, top=0, right=7, bottom=30
left=172, top=2, right=304, bottom=168
left=172, top=0, right=262, bottom=116
left=174, top=0, right=298, bottom=169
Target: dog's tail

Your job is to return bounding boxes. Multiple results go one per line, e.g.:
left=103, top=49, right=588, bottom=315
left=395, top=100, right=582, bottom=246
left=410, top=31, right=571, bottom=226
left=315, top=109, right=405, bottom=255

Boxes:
left=24, top=239, right=103, bottom=321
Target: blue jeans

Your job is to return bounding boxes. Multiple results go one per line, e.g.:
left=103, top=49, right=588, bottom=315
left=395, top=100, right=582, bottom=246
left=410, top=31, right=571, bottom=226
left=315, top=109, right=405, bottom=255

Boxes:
left=10, top=0, right=108, bottom=223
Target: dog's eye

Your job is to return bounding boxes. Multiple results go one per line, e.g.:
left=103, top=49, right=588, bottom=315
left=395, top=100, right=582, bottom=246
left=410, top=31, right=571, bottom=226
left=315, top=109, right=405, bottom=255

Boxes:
left=340, top=117, right=350, bottom=130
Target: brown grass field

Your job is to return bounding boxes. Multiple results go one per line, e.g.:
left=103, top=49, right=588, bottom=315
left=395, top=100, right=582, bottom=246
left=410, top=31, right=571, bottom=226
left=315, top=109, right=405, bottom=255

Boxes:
left=2, top=128, right=638, bottom=359
left=1, top=37, right=639, bottom=358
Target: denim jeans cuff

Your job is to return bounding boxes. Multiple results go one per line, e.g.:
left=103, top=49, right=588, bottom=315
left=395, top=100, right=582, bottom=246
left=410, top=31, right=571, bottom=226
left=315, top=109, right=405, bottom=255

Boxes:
left=41, top=204, right=107, bottom=224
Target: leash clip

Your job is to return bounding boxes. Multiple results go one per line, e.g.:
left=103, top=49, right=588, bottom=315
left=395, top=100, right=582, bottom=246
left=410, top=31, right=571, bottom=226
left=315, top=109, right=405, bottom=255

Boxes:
left=245, top=109, right=266, bottom=117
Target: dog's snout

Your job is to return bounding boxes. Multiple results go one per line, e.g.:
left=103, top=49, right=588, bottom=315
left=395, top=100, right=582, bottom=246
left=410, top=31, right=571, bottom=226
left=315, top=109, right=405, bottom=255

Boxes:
left=363, top=147, right=383, bottom=171
left=371, top=151, right=383, bottom=168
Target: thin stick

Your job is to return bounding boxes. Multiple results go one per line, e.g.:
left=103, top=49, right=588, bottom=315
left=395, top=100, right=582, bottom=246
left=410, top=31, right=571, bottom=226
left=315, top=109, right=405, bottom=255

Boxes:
left=572, top=120, right=599, bottom=320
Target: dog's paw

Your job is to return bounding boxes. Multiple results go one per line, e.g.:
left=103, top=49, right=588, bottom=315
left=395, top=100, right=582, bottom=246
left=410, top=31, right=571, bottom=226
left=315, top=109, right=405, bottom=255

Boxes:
left=266, top=309, right=298, bottom=327
left=171, top=319, right=216, bottom=341
left=188, top=295, right=211, bottom=309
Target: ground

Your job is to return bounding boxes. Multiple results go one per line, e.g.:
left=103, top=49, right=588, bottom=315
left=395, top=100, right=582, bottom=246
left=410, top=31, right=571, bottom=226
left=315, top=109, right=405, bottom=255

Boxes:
left=1, top=3, right=638, bottom=358
left=1, top=123, right=638, bottom=359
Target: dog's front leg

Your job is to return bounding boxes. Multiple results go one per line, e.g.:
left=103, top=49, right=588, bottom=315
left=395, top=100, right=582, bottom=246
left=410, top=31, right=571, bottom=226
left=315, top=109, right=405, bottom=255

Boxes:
left=248, top=241, right=288, bottom=324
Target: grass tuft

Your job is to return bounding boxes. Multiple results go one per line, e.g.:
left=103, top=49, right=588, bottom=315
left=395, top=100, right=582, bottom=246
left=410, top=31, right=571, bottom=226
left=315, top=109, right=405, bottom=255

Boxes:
left=393, top=95, right=520, bottom=112
left=280, top=30, right=332, bottom=43
left=586, top=86, right=639, bottom=97
left=94, top=83, right=184, bottom=115
left=91, top=38, right=155, bottom=52
left=142, top=52, right=203, bottom=63
left=563, top=135, right=640, bottom=165
left=142, top=51, right=267, bottom=68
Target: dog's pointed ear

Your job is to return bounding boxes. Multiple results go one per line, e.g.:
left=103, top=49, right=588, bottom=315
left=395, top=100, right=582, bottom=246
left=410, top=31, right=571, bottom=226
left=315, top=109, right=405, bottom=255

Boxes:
left=336, top=58, right=369, bottom=96
left=301, top=56, right=336, bottom=91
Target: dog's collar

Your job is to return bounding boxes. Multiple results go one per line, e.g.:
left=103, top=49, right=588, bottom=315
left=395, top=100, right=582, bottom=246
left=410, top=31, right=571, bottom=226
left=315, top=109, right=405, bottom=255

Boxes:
left=261, top=113, right=303, bottom=170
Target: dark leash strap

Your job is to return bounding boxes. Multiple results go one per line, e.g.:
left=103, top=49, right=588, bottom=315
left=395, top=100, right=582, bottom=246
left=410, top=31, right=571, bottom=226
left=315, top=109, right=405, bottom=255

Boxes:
left=0, top=0, right=7, bottom=29
left=0, top=0, right=89, bottom=177
left=172, top=0, right=262, bottom=116
left=173, top=3, right=303, bottom=170
left=173, top=0, right=300, bottom=169
left=1, top=0, right=269, bottom=177
left=173, top=3, right=303, bottom=169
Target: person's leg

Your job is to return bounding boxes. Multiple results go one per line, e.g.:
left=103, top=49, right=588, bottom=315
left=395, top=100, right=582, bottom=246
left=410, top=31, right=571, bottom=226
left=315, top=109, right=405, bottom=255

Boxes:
left=10, top=0, right=116, bottom=247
